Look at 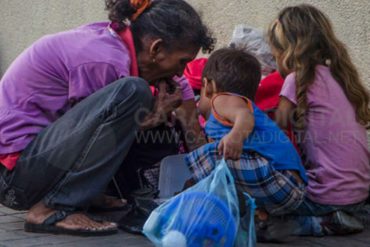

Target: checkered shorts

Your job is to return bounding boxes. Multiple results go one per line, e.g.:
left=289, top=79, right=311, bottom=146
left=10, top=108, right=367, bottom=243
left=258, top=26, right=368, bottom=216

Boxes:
left=185, top=143, right=305, bottom=215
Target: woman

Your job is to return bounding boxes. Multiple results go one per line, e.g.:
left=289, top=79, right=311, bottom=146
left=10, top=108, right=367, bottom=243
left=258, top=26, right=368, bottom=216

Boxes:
left=0, top=0, right=214, bottom=236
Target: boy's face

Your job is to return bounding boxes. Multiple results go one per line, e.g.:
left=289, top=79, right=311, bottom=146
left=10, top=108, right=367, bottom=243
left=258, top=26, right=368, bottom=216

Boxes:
left=198, top=77, right=217, bottom=120
left=199, top=88, right=211, bottom=120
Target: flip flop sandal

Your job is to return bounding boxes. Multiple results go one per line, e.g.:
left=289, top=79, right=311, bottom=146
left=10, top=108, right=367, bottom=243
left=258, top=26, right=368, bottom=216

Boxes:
left=24, top=210, right=118, bottom=236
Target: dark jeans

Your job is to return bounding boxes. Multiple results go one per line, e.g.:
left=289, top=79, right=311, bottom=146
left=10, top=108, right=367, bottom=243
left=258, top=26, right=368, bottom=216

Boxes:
left=0, top=77, right=153, bottom=211
left=291, top=197, right=365, bottom=216
left=110, top=123, right=181, bottom=198
left=287, top=197, right=366, bottom=236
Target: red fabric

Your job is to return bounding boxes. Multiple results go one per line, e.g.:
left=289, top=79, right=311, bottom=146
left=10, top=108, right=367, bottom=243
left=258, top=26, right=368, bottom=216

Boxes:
left=118, top=27, right=139, bottom=77
left=118, top=26, right=159, bottom=96
left=184, top=58, right=208, bottom=90
left=255, top=71, right=299, bottom=151
left=255, top=71, right=284, bottom=111
left=0, top=153, right=20, bottom=170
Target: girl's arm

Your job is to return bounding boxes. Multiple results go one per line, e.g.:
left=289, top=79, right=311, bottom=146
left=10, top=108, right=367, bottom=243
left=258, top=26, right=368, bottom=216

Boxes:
left=276, top=96, right=295, bottom=131
left=213, top=95, right=254, bottom=160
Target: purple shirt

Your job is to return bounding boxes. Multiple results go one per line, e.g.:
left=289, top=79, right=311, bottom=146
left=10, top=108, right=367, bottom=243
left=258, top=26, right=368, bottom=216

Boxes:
left=281, top=65, right=370, bottom=205
left=0, top=22, right=194, bottom=154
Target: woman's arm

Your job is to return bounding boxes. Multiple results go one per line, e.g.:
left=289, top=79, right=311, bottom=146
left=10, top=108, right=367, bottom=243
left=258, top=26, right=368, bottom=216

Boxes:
left=213, top=95, right=254, bottom=160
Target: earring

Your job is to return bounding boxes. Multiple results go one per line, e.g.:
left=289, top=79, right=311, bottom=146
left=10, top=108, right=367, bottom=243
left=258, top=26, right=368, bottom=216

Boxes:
left=152, top=58, right=156, bottom=63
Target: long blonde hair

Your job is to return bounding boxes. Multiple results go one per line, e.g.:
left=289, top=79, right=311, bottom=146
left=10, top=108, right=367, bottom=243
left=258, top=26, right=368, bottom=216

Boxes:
left=268, top=4, right=370, bottom=129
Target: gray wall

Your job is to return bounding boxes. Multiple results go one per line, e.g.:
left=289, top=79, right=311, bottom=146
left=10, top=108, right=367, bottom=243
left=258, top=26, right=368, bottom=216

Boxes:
left=0, top=0, right=369, bottom=89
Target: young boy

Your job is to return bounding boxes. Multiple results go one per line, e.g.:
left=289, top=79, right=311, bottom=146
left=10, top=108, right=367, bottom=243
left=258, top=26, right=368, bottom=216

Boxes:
left=184, top=48, right=307, bottom=237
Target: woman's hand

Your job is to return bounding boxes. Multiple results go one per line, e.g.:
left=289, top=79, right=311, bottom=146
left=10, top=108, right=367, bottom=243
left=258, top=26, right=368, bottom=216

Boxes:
left=156, top=80, right=182, bottom=115
left=218, top=131, right=244, bottom=160
left=175, top=99, right=207, bottom=151
left=140, top=80, right=182, bottom=130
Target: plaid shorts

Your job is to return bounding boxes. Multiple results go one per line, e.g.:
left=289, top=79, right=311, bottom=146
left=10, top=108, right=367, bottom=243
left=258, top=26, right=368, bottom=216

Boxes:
left=185, top=143, right=305, bottom=215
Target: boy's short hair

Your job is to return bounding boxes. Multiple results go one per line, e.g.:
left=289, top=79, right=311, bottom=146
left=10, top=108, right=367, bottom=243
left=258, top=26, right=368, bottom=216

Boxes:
left=202, top=47, right=261, bottom=100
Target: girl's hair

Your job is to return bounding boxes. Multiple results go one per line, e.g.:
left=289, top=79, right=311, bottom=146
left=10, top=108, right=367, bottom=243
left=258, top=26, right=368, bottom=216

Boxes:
left=268, top=4, right=370, bottom=129
left=105, top=0, right=215, bottom=53
left=202, top=48, right=261, bottom=100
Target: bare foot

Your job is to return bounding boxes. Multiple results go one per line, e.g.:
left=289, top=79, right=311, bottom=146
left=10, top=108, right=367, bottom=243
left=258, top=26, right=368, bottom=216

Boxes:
left=26, top=201, right=117, bottom=231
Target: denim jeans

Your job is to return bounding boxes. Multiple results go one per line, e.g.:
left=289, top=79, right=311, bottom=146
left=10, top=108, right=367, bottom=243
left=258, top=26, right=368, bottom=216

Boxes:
left=109, top=123, right=180, bottom=198
left=291, top=196, right=365, bottom=216
left=288, top=196, right=366, bottom=236
left=0, top=77, right=153, bottom=211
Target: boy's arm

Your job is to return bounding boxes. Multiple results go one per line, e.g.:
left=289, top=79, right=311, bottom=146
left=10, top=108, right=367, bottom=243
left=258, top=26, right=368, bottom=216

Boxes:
left=213, top=95, right=254, bottom=160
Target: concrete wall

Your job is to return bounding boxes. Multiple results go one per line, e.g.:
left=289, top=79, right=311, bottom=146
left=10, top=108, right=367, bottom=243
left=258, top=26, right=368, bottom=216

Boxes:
left=0, top=0, right=369, bottom=90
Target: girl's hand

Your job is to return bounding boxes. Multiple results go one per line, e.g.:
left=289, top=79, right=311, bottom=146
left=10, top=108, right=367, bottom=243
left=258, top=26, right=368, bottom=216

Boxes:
left=218, top=132, right=243, bottom=160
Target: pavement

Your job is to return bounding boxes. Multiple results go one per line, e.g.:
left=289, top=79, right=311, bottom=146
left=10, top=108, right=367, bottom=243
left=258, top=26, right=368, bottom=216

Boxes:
left=0, top=204, right=369, bottom=247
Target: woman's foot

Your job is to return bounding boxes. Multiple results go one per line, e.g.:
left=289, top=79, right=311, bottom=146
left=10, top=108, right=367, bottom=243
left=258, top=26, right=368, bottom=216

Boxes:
left=25, top=201, right=117, bottom=234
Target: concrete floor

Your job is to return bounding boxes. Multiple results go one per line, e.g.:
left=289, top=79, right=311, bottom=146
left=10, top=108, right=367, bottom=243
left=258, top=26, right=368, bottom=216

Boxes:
left=0, top=204, right=369, bottom=247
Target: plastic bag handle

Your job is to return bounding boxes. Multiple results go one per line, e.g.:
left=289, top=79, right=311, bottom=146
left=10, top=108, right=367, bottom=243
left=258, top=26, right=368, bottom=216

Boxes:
left=243, top=192, right=257, bottom=247
left=209, top=159, right=235, bottom=192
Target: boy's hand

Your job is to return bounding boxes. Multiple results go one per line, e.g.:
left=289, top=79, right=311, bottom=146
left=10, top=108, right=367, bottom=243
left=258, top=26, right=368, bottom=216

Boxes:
left=218, top=132, right=243, bottom=160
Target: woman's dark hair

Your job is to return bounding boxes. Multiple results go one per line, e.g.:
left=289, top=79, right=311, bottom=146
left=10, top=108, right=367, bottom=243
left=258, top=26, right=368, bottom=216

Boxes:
left=202, top=48, right=261, bottom=100
left=105, top=0, right=215, bottom=53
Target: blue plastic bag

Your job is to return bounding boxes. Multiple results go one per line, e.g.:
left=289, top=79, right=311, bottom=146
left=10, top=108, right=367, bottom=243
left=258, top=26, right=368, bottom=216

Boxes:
left=143, top=159, right=256, bottom=247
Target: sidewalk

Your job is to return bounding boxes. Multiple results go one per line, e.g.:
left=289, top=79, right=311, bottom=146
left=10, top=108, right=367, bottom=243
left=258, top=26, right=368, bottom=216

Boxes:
left=0, top=204, right=369, bottom=247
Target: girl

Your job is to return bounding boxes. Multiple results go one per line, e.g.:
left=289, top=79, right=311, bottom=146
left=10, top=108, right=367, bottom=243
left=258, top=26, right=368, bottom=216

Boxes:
left=184, top=48, right=307, bottom=235
left=269, top=4, right=370, bottom=235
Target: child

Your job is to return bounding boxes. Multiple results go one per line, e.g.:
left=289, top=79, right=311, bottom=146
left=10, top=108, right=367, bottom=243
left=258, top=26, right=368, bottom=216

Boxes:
left=184, top=48, right=307, bottom=227
left=269, top=4, right=370, bottom=235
